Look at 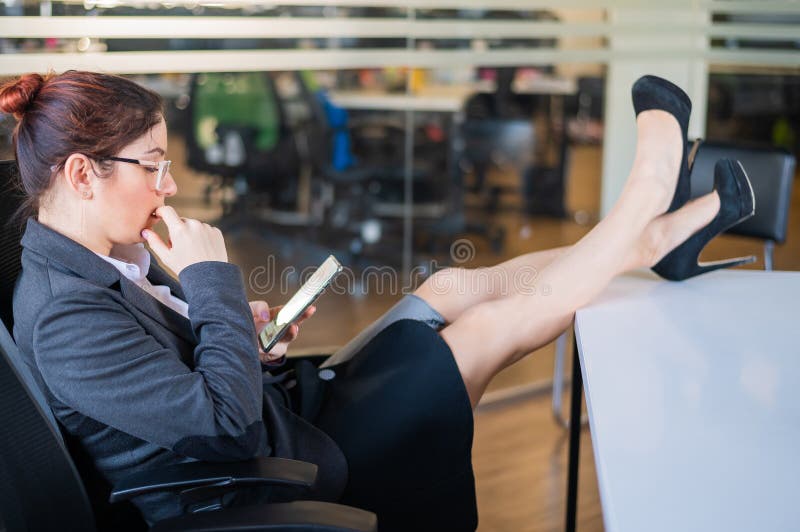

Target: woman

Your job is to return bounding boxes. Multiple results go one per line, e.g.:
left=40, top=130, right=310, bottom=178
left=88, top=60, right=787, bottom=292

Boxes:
left=0, top=71, right=753, bottom=531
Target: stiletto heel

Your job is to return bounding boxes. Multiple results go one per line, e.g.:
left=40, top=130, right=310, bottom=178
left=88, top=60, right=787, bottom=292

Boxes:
left=652, top=159, right=757, bottom=281
left=632, top=75, right=692, bottom=213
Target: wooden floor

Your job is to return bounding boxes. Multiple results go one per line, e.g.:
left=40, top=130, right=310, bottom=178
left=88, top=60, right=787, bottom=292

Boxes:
left=473, top=392, right=602, bottom=532
left=168, top=135, right=799, bottom=532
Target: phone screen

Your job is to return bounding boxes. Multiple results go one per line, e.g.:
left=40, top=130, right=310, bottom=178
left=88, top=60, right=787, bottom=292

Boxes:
left=258, top=255, right=342, bottom=354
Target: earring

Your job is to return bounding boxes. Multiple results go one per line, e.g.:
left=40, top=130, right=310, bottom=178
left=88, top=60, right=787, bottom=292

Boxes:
left=82, top=191, right=91, bottom=199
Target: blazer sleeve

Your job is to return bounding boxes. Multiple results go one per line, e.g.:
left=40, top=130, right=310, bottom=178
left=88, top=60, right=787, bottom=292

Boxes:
left=32, top=261, right=267, bottom=461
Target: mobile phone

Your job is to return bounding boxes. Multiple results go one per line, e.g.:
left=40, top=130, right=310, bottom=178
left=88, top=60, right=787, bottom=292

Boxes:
left=258, top=255, right=343, bottom=354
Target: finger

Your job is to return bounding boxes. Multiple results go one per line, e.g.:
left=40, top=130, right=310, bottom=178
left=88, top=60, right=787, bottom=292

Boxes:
left=254, top=321, right=270, bottom=337
left=283, top=306, right=313, bottom=326
left=283, top=324, right=299, bottom=342
left=295, top=306, right=316, bottom=325
left=155, top=206, right=183, bottom=231
left=268, top=343, right=288, bottom=358
left=141, top=229, right=170, bottom=258
left=249, top=300, right=270, bottom=319
left=269, top=305, right=283, bottom=320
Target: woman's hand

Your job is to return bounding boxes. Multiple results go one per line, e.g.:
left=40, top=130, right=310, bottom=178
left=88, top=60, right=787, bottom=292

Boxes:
left=142, top=206, right=228, bottom=275
left=249, top=300, right=316, bottom=363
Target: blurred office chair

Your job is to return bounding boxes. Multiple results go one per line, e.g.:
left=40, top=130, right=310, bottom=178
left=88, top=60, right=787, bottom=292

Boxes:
left=306, top=84, right=505, bottom=259
left=550, top=141, right=796, bottom=428
left=185, top=72, right=305, bottom=216
left=0, top=160, right=377, bottom=532
left=462, top=78, right=570, bottom=218
left=460, top=118, right=535, bottom=214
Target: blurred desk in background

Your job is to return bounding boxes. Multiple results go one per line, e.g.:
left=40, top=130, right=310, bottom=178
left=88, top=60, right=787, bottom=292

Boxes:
left=328, top=76, right=576, bottom=112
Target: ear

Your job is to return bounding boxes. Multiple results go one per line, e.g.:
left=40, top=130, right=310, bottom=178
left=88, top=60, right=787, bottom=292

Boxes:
left=62, top=153, right=96, bottom=198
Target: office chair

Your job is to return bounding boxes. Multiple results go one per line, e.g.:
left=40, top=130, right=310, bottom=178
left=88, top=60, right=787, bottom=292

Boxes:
left=185, top=72, right=305, bottom=215
left=0, top=160, right=23, bottom=332
left=550, top=141, right=796, bottom=428
left=0, top=161, right=377, bottom=532
left=460, top=118, right=536, bottom=214
left=462, top=86, right=569, bottom=218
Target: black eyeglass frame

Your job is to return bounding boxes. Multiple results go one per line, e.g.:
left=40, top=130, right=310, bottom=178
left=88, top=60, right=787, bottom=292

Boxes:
left=105, top=156, right=171, bottom=191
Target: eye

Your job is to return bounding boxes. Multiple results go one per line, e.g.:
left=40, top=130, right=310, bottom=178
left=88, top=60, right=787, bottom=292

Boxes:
left=143, top=166, right=159, bottom=174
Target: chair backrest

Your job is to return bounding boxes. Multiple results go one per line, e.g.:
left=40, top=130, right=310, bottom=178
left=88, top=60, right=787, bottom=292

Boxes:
left=461, top=119, right=536, bottom=171
left=186, top=71, right=282, bottom=174
left=0, top=324, right=97, bottom=532
left=0, top=161, right=145, bottom=531
left=689, top=141, right=796, bottom=243
left=0, top=161, right=54, bottom=417
left=0, top=160, right=94, bottom=531
left=0, top=160, right=24, bottom=333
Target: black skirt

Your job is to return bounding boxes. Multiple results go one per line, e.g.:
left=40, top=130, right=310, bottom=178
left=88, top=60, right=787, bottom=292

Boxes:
left=272, top=319, right=477, bottom=532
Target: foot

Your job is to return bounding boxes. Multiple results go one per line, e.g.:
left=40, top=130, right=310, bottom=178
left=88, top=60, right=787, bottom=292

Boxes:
left=650, top=158, right=756, bottom=280
left=626, top=109, right=685, bottom=217
left=627, top=190, right=721, bottom=271
left=628, top=74, right=693, bottom=218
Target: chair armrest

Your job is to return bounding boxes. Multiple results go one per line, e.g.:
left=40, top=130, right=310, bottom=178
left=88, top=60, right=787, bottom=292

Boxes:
left=109, top=457, right=317, bottom=503
left=151, top=500, right=378, bottom=532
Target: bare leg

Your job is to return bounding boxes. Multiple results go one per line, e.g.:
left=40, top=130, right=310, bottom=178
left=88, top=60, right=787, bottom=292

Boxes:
left=413, top=246, right=570, bottom=323
left=441, top=110, right=720, bottom=407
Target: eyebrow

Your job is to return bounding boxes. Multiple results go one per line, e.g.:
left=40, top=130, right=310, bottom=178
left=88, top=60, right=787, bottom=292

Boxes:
left=142, top=147, right=166, bottom=157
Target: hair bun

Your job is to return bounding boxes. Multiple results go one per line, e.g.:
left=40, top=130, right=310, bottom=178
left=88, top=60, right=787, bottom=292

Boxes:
left=0, top=73, right=46, bottom=120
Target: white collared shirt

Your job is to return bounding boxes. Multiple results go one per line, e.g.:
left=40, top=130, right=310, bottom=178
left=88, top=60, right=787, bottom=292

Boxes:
left=96, top=243, right=189, bottom=318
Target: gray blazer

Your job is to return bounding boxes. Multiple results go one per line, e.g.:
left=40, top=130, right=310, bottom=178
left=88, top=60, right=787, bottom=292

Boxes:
left=13, top=218, right=346, bottom=523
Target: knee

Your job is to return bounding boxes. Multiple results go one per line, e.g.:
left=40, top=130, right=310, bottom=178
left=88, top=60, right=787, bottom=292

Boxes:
left=415, top=268, right=469, bottom=310
left=421, top=267, right=467, bottom=296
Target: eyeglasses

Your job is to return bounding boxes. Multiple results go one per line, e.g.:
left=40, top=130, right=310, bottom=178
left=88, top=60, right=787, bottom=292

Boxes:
left=106, top=156, right=172, bottom=191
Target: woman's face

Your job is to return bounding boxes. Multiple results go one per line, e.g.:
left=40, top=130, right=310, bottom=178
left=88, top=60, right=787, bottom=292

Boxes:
left=92, top=118, right=177, bottom=245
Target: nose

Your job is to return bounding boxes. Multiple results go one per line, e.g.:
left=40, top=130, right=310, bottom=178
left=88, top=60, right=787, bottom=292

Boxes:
left=158, top=170, right=178, bottom=197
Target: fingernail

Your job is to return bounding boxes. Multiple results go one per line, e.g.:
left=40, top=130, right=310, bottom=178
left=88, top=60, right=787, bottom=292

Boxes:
left=260, top=311, right=270, bottom=320
left=140, top=230, right=148, bottom=238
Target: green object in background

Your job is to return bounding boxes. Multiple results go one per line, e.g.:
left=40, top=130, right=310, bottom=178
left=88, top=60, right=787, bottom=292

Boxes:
left=772, top=117, right=796, bottom=152
left=192, top=72, right=279, bottom=152
left=300, top=70, right=319, bottom=92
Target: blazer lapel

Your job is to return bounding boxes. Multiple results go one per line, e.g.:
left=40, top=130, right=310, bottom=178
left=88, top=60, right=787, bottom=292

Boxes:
left=119, top=276, right=196, bottom=345
left=146, top=257, right=186, bottom=300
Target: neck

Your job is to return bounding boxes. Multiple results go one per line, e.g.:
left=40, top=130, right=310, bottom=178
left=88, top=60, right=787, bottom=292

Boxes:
left=37, top=203, right=112, bottom=256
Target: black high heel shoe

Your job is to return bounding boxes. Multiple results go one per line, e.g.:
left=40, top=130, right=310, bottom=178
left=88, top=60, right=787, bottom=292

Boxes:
left=652, top=159, right=756, bottom=281
left=632, top=74, right=692, bottom=214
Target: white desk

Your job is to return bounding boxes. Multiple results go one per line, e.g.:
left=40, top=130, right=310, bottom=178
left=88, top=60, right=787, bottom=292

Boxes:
left=328, top=85, right=474, bottom=113
left=570, top=269, right=800, bottom=532
left=328, top=77, right=577, bottom=112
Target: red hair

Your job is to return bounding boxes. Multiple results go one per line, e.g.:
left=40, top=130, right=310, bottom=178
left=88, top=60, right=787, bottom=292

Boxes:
left=0, top=70, right=164, bottom=213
